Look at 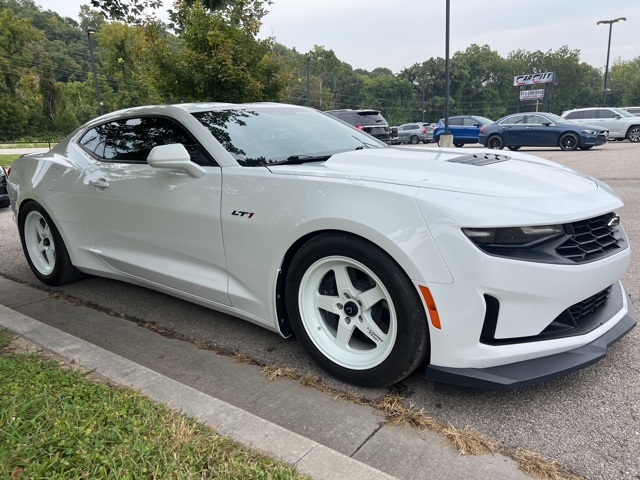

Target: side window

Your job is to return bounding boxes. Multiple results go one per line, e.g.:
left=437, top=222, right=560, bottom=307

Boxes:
left=501, top=115, right=524, bottom=125
left=449, top=118, right=463, bottom=126
left=565, top=112, right=581, bottom=120
left=527, top=115, right=546, bottom=125
left=81, top=117, right=215, bottom=166
left=598, top=110, right=616, bottom=119
left=463, top=118, right=477, bottom=126
left=79, top=128, right=107, bottom=157
left=582, top=110, right=599, bottom=119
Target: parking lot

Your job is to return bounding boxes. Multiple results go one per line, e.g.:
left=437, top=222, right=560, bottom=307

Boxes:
left=0, top=141, right=638, bottom=479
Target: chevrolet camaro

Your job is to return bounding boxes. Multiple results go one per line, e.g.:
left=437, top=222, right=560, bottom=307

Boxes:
left=5, top=103, right=636, bottom=389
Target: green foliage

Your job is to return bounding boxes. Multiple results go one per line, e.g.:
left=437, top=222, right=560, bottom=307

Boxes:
left=1, top=0, right=640, bottom=139
left=140, top=2, right=288, bottom=103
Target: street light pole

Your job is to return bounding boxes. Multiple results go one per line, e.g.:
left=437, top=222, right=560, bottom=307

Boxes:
left=597, top=17, right=626, bottom=107
left=421, top=74, right=425, bottom=123
left=86, top=28, right=103, bottom=116
left=439, top=0, right=453, bottom=147
left=306, top=54, right=315, bottom=107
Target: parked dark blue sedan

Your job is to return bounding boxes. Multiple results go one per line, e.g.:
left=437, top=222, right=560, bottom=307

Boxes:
left=478, top=112, right=608, bottom=151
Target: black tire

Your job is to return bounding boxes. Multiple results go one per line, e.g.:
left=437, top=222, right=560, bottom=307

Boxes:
left=559, top=132, right=579, bottom=151
left=18, top=201, right=84, bottom=285
left=410, top=135, right=419, bottom=144
left=487, top=135, right=504, bottom=149
left=284, top=233, right=430, bottom=387
left=579, top=146, right=593, bottom=150
left=507, top=146, right=521, bottom=151
left=627, top=126, right=640, bottom=143
left=453, top=142, right=464, bottom=148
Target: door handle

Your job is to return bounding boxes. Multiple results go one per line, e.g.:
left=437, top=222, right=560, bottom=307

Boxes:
left=89, top=179, right=110, bottom=189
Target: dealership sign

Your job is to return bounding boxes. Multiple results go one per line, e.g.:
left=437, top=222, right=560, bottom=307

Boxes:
left=513, top=72, right=555, bottom=86
left=520, top=89, right=546, bottom=101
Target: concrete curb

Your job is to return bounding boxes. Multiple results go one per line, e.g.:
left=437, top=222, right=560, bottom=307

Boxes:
left=0, top=304, right=396, bottom=480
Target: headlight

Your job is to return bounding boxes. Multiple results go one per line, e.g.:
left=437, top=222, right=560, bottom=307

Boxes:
left=580, top=129, right=598, bottom=135
left=462, top=225, right=565, bottom=247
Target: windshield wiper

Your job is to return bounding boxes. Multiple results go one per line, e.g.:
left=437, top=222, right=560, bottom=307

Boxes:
left=269, top=154, right=333, bottom=166
left=352, top=136, right=383, bottom=149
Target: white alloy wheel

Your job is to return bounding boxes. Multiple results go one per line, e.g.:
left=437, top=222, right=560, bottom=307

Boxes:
left=19, top=201, right=84, bottom=285
left=285, top=233, right=430, bottom=387
left=297, top=256, right=397, bottom=370
left=24, top=210, right=56, bottom=275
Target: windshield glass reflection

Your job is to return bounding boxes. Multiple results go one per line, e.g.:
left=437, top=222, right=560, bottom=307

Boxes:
left=193, top=106, right=385, bottom=166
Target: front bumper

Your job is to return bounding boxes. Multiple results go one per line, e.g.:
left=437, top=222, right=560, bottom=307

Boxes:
left=425, top=284, right=637, bottom=389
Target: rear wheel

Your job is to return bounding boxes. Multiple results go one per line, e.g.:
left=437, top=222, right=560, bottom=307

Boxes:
left=507, top=146, right=521, bottom=151
left=19, top=201, right=84, bottom=285
left=559, top=132, right=579, bottom=151
left=285, top=233, right=430, bottom=387
left=453, top=142, right=464, bottom=148
left=410, top=135, right=419, bottom=144
left=487, top=135, right=504, bottom=149
left=627, top=126, right=640, bottom=142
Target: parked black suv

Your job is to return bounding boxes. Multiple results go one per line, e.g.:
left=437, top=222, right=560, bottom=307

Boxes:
left=0, top=166, right=10, bottom=208
left=325, top=109, right=391, bottom=144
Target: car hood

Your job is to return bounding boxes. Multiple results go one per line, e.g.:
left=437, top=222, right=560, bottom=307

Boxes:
left=267, top=147, right=599, bottom=198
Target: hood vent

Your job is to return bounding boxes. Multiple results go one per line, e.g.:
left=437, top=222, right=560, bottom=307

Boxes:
left=448, top=153, right=510, bottom=166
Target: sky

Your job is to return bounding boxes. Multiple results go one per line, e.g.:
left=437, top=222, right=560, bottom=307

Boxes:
left=35, top=0, right=640, bottom=74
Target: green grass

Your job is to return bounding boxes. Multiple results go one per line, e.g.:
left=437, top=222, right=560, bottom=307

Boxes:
left=0, top=329, right=307, bottom=479
left=0, top=154, right=21, bottom=167
left=0, top=142, right=54, bottom=148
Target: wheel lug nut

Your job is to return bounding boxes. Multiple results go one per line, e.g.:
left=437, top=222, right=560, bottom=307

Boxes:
left=337, top=303, right=343, bottom=310
left=344, top=293, right=350, bottom=299
left=345, top=317, right=351, bottom=324
left=359, top=315, right=363, bottom=322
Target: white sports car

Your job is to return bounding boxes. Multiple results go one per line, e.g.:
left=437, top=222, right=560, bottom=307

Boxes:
left=5, top=103, right=636, bottom=389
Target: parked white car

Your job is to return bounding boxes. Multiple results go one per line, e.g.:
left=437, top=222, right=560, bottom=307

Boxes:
left=6, top=103, right=636, bottom=389
left=561, top=107, right=640, bottom=142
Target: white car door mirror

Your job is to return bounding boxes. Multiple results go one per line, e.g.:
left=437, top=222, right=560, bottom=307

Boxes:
left=147, top=144, right=205, bottom=178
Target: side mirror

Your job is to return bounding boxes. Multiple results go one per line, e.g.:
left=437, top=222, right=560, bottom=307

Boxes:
left=147, top=144, right=205, bottom=178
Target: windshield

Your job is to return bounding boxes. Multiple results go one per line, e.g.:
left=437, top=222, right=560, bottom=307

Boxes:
left=475, top=117, right=494, bottom=125
left=543, top=113, right=565, bottom=123
left=192, top=106, right=386, bottom=166
left=612, top=108, right=634, bottom=118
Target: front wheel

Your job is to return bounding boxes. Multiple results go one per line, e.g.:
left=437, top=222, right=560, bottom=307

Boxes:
left=285, top=233, right=430, bottom=387
left=627, top=126, right=640, bottom=142
left=487, top=135, right=504, bottom=149
left=453, top=142, right=464, bottom=148
left=507, top=146, right=521, bottom=151
left=19, top=201, right=84, bottom=285
left=559, top=132, right=579, bottom=151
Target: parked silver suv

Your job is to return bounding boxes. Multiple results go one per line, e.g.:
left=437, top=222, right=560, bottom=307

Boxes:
left=561, top=107, right=640, bottom=142
left=397, top=123, right=434, bottom=144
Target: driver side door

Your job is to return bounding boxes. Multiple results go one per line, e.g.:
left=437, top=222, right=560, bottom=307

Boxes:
left=76, top=116, right=231, bottom=305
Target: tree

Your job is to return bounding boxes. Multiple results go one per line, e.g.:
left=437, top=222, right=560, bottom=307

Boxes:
left=139, top=3, right=288, bottom=103
left=90, top=0, right=163, bottom=23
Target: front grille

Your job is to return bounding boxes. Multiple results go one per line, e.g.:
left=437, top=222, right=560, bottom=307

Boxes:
left=567, top=286, right=612, bottom=322
left=556, top=213, right=624, bottom=263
